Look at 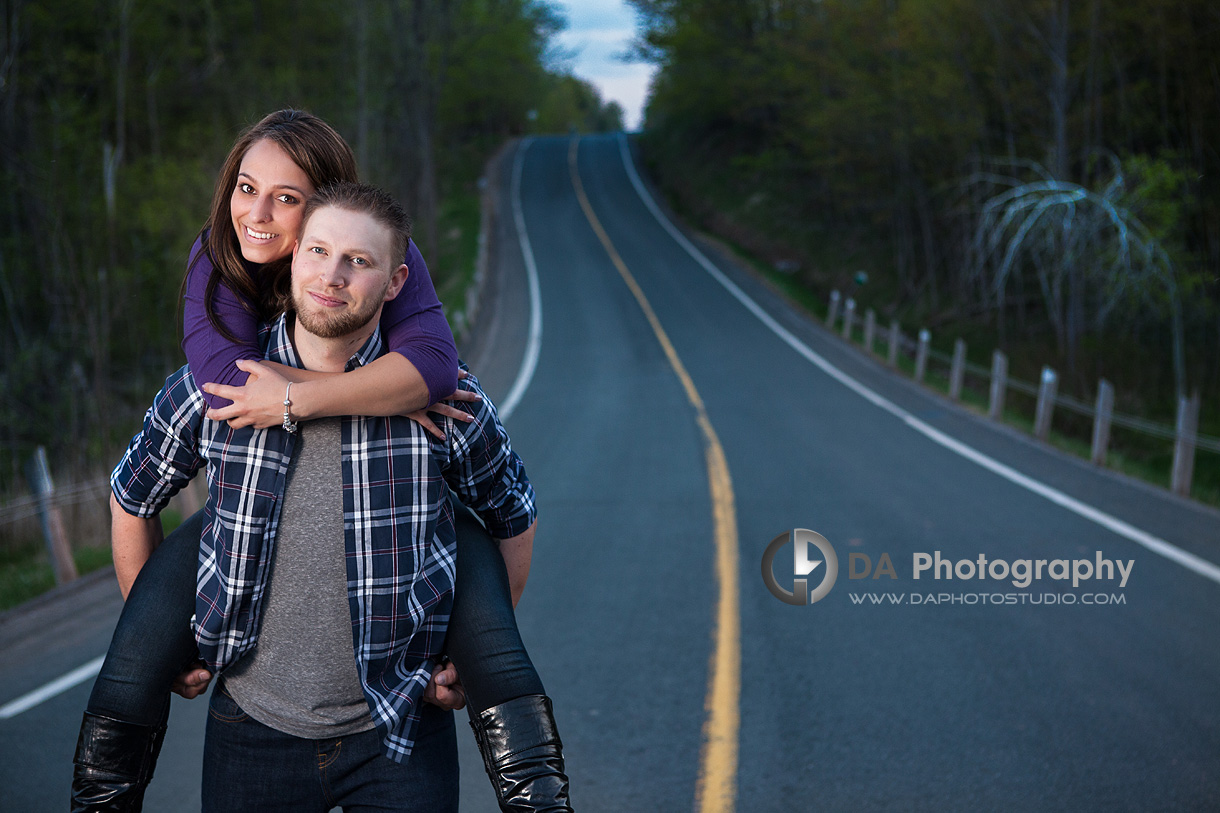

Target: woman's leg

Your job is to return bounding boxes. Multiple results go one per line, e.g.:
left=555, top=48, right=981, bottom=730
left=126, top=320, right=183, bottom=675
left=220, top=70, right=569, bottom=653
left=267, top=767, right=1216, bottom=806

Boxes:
left=444, top=495, right=571, bottom=813
left=72, top=509, right=204, bottom=813
left=445, top=496, right=544, bottom=711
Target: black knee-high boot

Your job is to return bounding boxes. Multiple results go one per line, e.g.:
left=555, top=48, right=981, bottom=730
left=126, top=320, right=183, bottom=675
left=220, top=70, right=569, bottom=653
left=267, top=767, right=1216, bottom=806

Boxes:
left=469, top=695, right=573, bottom=812
left=70, top=712, right=166, bottom=813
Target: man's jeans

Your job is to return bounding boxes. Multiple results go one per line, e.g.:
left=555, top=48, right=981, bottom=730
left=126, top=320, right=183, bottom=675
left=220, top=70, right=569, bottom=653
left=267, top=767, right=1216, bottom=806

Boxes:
left=202, top=681, right=458, bottom=812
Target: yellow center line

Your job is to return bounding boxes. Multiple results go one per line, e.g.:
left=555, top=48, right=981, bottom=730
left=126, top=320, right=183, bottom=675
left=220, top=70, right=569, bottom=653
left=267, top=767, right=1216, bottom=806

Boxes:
left=567, top=137, right=740, bottom=813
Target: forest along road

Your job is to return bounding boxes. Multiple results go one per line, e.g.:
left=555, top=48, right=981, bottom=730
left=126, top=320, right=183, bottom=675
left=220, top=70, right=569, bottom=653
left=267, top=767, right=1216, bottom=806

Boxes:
left=3, top=133, right=1219, bottom=812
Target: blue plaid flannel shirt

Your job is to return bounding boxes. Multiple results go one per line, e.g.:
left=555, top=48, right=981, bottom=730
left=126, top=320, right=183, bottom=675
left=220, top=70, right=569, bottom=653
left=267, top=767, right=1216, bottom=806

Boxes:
left=111, top=314, right=536, bottom=761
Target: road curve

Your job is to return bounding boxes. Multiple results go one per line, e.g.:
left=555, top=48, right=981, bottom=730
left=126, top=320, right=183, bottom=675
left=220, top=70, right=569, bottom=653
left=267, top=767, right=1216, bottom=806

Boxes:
left=493, top=133, right=1220, bottom=811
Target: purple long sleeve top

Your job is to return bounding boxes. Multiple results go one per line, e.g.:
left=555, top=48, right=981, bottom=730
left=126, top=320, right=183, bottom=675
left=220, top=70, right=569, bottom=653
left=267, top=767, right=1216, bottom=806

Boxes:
left=182, top=233, right=459, bottom=410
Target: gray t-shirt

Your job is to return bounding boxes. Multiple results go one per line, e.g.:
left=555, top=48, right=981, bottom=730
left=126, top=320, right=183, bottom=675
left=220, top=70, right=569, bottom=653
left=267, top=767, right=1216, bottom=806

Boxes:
left=223, top=418, right=374, bottom=738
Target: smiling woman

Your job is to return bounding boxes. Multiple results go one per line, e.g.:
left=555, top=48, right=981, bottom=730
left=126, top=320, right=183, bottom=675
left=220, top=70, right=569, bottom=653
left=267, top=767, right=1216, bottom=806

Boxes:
left=229, top=140, right=315, bottom=267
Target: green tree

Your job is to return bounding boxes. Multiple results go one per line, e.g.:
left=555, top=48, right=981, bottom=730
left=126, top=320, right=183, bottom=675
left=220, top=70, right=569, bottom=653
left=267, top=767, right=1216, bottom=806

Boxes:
left=631, top=0, right=1220, bottom=406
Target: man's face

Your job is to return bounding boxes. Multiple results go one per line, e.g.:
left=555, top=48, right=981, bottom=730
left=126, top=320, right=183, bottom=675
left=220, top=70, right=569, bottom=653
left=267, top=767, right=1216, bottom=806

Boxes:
left=291, top=206, right=406, bottom=340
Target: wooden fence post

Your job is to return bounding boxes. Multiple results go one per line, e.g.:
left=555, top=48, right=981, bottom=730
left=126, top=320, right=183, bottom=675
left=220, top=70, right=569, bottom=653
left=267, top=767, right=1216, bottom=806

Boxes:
left=826, top=290, right=841, bottom=328
left=842, top=298, right=856, bottom=340
left=988, top=350, right=1008, bottom=420
left=914, top=329, right=930, bottom=383
left=887, top=321, right=900, bottom=368
left=1171, top=391, right=1201, bottom=496
left=26, top=446, right=78, bottom=585
left=864, top=309, right=876, bottom=355
left=1034, top=366, right=1058, bottom=442
left=949, top=338, right=966, bottom=401
left=1091, top=379, right=1114, bottom=466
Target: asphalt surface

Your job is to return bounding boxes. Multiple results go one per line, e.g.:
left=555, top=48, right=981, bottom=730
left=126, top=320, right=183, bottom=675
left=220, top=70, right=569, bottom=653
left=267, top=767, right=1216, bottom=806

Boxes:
left=3, top=133, right=1219, bottom=811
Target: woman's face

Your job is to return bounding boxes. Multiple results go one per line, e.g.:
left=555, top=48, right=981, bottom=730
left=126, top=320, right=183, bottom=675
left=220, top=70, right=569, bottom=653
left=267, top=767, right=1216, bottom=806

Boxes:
left=229, top=138, right=316, bottom=265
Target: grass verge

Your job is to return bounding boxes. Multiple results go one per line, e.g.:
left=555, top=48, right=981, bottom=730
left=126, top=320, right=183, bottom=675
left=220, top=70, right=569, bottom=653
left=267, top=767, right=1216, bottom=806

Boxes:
left=433, top=185, right=482, bottom=328
left=0, top=508, right=185, bottom=613
left=0, top=544, right=114, bottom=613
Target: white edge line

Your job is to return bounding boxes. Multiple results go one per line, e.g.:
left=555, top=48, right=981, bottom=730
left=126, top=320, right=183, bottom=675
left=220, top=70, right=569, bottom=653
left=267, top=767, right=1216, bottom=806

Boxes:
left=0, top=655, right=105, bottom=719
left=615, top=133, right=1220, bottom=587
left=2, top=142, right=551, bottom=723
left=498, top=137, right=543, bottom=423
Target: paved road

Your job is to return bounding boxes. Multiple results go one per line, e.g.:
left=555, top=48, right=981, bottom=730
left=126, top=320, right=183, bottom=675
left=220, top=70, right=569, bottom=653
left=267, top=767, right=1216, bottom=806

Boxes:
left=3, top=134, right=1219, bottom=811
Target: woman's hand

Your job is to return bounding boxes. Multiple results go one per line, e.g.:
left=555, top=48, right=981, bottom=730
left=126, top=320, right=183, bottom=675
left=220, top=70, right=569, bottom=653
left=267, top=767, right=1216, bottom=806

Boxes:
left=447, top=368, right=481, bottom=409
left=406, top=374, right=481, bottom=440
left=203, top=360, right=482, bottom=435
left=202, top=359, right=290, bottom=429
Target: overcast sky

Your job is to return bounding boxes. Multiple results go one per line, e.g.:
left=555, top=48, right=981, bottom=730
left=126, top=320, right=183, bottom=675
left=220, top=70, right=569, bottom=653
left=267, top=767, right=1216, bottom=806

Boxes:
left=550, top=0, right=656, bottom=131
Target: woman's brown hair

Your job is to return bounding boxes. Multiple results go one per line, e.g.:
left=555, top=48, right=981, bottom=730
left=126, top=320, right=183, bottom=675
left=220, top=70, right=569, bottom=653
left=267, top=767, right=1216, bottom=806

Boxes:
left=187, top=109, right=360, bottom=340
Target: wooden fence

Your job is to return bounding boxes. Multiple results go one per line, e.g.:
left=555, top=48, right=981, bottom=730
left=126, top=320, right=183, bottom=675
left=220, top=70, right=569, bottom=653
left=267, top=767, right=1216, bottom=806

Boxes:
left=827, top=291, right=1217, bottom=496
left=1, top=450, right=206, bottom=586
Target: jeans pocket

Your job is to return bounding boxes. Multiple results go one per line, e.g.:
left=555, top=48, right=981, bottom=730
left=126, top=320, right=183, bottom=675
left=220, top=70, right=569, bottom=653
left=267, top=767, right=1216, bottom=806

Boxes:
left=208, top=681, right=250, bottom=724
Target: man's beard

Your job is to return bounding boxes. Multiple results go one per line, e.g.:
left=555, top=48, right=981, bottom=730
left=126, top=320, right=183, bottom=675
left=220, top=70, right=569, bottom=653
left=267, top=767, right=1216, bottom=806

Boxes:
left=293, top=287, right=386, bottom=339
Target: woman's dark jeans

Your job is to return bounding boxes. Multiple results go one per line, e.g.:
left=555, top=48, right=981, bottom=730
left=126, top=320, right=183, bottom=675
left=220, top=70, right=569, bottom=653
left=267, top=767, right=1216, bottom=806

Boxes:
left=447, top=496, right=544, bottom=711
left=86, top=495, right=543, bottom=726
left=86, top=511, right=203, bottom=727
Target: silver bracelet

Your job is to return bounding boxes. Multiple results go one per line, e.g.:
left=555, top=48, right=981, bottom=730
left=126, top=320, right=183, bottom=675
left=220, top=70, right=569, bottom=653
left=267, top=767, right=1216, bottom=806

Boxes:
left=282, top=382, right=298, bottom=433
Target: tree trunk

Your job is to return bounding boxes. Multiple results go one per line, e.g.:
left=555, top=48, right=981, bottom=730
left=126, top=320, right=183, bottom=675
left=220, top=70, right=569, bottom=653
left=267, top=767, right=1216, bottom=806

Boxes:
left=95, top=0, right=133, bottom=426
left=1081, top=0, right=1101, bottom=184
left=0, top=0, right=25, bottom=352
left=1047, top=0, right=1070, bottom=181
left=354, top=0, right=369, bottom=172
left=410, top=0, right=438, bottom=260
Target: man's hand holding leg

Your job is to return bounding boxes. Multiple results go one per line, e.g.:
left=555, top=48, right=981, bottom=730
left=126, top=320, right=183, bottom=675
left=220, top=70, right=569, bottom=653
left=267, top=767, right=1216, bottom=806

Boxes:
left=171, top=662, right=214, bottom=700
left=424, top=660, right=466, bottom=710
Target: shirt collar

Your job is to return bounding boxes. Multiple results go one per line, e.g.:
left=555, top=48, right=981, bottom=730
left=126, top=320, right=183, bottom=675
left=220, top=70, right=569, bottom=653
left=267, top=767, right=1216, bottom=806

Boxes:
left=263, top=312, right=385, bottom=372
